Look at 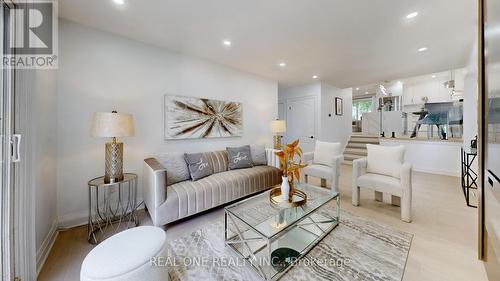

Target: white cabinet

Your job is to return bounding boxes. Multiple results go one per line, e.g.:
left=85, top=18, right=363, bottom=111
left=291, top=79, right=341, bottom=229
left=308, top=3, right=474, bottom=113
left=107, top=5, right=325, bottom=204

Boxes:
left=404, top=81, right=439, bottom=105
left=402, top=69, right=466, bottom=106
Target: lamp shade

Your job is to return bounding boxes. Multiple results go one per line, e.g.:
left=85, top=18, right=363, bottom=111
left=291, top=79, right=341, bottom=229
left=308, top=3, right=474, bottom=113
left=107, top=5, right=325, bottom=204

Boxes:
left=270, top=119, right=286, bottom=133
left=91, top=112, right=135, bottom=138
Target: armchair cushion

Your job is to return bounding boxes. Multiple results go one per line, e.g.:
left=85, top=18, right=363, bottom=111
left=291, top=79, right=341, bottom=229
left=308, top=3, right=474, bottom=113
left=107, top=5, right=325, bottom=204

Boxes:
left=366, top=144, right=405, bottom=178
left=357, top=173, right=403, bottom=196
left=313, top=141, right=341, bottom=167
left=302, top=164, right=332, bottom=180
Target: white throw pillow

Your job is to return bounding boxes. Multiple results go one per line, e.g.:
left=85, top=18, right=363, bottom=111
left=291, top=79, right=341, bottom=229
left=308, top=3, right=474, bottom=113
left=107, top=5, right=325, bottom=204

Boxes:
left=313, top=141, right=341, bottom=167
left=366, top=144, right=405, bottom=178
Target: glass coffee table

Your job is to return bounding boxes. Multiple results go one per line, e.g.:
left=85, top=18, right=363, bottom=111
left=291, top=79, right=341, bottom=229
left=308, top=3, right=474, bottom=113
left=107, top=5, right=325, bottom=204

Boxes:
left=224, top=182, right=340, bottom=280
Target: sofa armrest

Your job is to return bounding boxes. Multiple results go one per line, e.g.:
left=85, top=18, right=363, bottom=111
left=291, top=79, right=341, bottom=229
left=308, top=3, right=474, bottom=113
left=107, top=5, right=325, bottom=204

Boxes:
left=265, top=148, right=281, bottom=169
left=143, top=158, right=167, bottom=226
left=352, top=157, right=367, bottom=185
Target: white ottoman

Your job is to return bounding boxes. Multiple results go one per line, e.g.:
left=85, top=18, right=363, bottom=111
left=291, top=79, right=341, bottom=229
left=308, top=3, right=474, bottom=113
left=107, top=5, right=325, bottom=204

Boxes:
left=81, top=226, right=168, bottom=281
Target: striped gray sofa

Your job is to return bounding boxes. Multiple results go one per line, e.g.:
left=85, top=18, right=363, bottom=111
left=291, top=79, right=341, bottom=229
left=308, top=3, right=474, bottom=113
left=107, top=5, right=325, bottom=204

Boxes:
left=143, top=149, right=281, bottom=226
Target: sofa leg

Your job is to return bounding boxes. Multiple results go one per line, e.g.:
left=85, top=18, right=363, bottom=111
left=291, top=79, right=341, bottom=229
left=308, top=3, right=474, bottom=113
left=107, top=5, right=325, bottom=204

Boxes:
left=305, top=175, right=308, bottom=183
left=391, top=195, right=401, bottom=206
left=375, top=191, right=383, bottom=202
left=352, top=186, right=360, bottom=206
left=321, top=178, right=327, bottom=187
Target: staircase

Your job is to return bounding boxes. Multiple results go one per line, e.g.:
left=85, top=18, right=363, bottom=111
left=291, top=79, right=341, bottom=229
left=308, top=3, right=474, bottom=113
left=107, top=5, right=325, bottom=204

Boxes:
left=343, top=135, right=380, bottom=165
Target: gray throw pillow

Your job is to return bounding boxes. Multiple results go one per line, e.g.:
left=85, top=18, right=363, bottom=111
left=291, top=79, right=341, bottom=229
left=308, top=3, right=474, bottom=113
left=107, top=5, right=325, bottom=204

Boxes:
left=156, top=153, right=191, bottom=186
left=227, top=145, right=253, bottom=170
left=251, top=145, right=267, bottom=166
left=184, top=153, right=214, bottom=181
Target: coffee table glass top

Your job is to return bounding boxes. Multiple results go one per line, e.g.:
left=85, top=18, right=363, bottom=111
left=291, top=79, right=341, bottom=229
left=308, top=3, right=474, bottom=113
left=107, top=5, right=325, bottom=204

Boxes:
left=225, top=182, right=339, bottom=239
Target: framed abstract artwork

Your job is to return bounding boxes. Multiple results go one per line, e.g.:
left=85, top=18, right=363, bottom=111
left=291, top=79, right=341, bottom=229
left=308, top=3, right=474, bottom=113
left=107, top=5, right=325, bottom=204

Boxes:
left=335, top=97, right=343, bottom=116
left=164, top=95, right=243, bottom=139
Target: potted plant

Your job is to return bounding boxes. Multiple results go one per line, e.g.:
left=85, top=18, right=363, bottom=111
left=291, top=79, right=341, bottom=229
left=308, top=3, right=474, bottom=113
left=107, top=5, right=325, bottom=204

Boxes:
left=275, top=139, right=307, bottom=202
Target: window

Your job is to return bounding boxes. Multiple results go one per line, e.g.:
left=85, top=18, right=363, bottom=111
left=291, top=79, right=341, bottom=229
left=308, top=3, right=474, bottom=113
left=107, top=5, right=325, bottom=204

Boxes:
left=352, top=98, right=373, bottom=121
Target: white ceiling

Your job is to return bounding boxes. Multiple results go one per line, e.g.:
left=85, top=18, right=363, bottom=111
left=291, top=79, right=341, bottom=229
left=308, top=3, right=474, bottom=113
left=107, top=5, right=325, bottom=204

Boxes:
left=59, top=0, right=477, bottom=88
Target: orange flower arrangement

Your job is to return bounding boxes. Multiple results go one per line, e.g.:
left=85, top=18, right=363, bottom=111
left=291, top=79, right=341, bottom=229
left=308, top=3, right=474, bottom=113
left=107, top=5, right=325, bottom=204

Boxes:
left=275, top=139, right=307, bottom=189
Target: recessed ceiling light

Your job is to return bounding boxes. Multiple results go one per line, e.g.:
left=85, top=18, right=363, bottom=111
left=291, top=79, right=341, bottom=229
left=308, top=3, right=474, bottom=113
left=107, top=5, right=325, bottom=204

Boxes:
left=418, top=47, right=428, bottom=52
left=355, top=88, right=360, bottom=91
left=312, top=75, right=319, bottom=79
left=365, top=91, right=369, bottom=94
left=406, top=12, right=418, bottom=19
left=223, top=40, right=232, bottom=47
left=432, top=75, right=436, bottom=78
left=279, top=62, right=286, bottom=67
left=113, top=0, right=124, bottom=4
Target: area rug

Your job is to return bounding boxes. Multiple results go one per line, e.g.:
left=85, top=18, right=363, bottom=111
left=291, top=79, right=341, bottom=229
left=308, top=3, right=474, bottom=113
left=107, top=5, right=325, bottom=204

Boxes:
left=165, top=210, right=413, bottom=281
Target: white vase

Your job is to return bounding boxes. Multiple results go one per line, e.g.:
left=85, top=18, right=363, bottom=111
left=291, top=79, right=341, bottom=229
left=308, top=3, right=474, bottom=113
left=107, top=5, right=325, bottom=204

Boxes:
left=281, top=176, right=290, bottom=201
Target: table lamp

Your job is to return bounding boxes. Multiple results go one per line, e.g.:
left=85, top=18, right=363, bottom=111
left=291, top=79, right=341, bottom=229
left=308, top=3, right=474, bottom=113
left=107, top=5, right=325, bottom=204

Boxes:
left=270, top=119, right=286, bottom=149
left=91, top=111, right=135, bottom=183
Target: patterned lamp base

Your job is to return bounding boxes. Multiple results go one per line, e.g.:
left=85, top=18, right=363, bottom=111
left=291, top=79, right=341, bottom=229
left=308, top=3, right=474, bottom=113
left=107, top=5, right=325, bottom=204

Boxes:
left=104, top=141, right=124, bottom=183
left=273, top=135, right=282, bottom=149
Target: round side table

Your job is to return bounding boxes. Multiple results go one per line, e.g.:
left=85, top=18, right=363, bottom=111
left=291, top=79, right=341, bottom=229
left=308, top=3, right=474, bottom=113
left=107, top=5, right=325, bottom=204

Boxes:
left=87, top=173, right=139, bottom=244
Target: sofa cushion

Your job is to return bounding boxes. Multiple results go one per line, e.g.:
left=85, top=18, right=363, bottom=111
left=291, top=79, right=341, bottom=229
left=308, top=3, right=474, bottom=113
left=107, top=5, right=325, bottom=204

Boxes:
left=227, top=145, right=253, bottom=170
left=313, top=141, right=341, bottom=167
left=366, top=144, right=405, bottom=178
left=203, top=150, right=229, bottom=174
left=250, top=145, right=267, bottom=166
left=159, top=165, right=281, bottom=224
left=184, top=153, right=214, bottom=181
left=156, top=152, right=190, bottom=186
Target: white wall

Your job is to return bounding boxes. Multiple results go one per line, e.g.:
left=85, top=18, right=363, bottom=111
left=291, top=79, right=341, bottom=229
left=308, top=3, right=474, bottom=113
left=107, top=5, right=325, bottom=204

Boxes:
left=278, top=83, right=321, bottom=148
left=320, top=85, right=352, bottom=147
left=57, top=20, right=278, bottom=227
left=19, top=67, right=58, bottom=273
left=278, top=82, right=352, bottom=150
left=463, top=41, right=478, bottom=145
left=380, top=139, right=461, bottom=176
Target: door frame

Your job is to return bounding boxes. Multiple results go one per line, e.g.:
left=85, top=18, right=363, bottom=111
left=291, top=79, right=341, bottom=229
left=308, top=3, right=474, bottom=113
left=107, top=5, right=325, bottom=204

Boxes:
left=1, top=1, right=16, bottom=279
left=1, top=1, right=36, bottom=279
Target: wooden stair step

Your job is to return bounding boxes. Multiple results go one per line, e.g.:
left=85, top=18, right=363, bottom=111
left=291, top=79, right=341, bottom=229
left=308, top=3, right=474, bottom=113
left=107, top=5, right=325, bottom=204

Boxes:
left=343, top=153, right=366, bottom=161
left=344, top=148, right=367, bottom=156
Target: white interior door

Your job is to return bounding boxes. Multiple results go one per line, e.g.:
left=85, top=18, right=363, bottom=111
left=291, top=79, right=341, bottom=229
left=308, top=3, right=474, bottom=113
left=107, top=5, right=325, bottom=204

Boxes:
left=286, top=96, right=316, bottom=152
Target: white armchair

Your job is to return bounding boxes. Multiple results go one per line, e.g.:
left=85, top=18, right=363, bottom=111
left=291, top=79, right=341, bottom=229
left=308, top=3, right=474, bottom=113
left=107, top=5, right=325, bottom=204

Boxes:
left=301, top=141, right=343, bottom=193
left=352, top=145, right=412, bottom=222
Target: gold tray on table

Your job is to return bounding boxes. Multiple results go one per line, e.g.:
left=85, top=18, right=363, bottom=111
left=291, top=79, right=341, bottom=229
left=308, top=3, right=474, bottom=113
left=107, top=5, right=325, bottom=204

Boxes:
left=269, top=186, right=307, bottom=208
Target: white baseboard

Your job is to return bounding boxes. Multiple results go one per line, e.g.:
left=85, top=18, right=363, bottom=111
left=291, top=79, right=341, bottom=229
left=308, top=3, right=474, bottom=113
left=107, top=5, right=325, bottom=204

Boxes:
left=58, top=200, right=145, bottom=230
left=58, top=209, right=90, bottom=229
left=36, top=219, right=59, bottom=276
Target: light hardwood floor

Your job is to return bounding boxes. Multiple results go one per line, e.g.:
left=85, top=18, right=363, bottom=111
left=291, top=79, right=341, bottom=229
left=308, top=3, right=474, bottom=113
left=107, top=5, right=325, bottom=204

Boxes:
left=38, top=165, right=488, bottom=281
